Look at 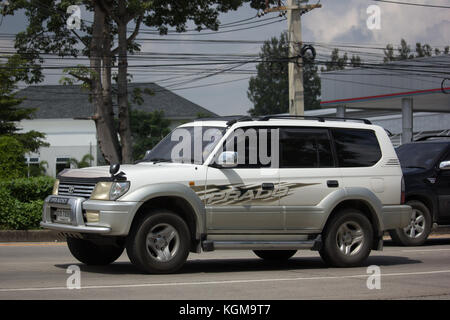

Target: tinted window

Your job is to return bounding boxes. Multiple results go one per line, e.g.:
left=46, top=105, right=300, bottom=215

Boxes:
left=396, top=142, right=448, bottom=169
left=280, top=128, right=334, bottom=168
left=145, top=126, right=226, bottom=164
left=332, top=129, right=381, bottom=167
left=222, top=127, right=274, bottom=168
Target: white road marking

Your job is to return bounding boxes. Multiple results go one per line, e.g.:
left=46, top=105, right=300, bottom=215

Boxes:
left=401, top=248, right=450, bottom=253
left=1, top=269, right=450, bottom=293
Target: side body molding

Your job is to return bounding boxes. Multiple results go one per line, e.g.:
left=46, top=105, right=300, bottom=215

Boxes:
left=318, top=187, right=384, bottom=234
left=120, top=183, right=206, bottom=239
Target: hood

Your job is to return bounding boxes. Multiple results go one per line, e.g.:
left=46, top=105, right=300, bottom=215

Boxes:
left=58, top=162, right=202, bottom=189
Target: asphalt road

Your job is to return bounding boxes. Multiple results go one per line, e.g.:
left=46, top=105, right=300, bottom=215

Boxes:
left=1, top=236, right=450, bottom=300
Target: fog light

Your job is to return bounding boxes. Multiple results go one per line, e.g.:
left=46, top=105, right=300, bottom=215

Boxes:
left=52, top=179, right=59, bottom=195
left=86, top=210, right=100, bottom=223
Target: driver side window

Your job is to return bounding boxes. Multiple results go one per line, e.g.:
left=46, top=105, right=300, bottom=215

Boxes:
left=221, top=127, right=275, bottom=169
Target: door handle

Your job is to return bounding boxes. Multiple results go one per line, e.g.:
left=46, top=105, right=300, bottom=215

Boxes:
left=262, top=183, right=275, bottom=191
left=327, top=180, right=339, bottom=188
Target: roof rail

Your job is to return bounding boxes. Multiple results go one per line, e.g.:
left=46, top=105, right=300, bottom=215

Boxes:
left=258, top=115, right=372, bottom=125
left=415, top=135, right=450, bottom=142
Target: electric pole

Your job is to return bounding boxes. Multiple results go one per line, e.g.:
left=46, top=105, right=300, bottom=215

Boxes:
left=265, top=0, right=321, bottom=115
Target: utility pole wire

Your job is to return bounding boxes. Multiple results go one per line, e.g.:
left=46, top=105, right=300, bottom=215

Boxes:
left=265, top=0, right=321, bottom=116
left=372, top=0, right=450, bottom=9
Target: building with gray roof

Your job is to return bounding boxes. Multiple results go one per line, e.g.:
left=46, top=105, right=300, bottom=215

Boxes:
left=16, top=83, right=216, bottom=177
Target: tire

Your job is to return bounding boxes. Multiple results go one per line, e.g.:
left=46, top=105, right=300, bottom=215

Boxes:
left=126, top=210, right=191, bottom=274
left=319, top=209, right=373, bottom=267
left=389, top=200, right=432, bottom=246
left=253, top=250, right=297, bottom=261
left=66, top=237, right=124, bottom=265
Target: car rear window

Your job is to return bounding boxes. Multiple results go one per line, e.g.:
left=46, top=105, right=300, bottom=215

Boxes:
left=332, top=128, right=382, bottom=167
left=279, top=127, right=334, bottom=168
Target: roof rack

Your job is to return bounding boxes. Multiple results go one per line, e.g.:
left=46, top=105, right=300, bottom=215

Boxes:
left=258, top=115, right=372, bottom=124
left=415, top=135, right=450, bottom=142
left=194, top=115, right=253, bottom=126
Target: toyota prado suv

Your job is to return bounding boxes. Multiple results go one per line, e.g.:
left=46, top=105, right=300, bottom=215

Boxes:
left=41, top=115, right=411, bottom=273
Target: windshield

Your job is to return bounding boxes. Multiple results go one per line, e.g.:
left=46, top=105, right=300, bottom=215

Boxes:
left=143, top=126, right=226, bottom=164
left=396, top=142, right=447, bottom=169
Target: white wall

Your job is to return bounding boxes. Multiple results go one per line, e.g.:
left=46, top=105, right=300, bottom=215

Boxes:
left=19, top=119, right=98, bottom=177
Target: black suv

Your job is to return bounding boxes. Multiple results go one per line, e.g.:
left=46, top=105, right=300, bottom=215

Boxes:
left=390, top=136, right=450, bottom=246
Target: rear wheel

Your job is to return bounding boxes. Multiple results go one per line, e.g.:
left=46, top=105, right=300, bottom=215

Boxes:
left=66, top=237, right=124, bottom=265
left=126, top=210, right=191, bottom=274
left=389, top=200, right=432, bottom=246
left=319, top=209, right=373, bottom=267
left=253, top=250, right=297, bottom=261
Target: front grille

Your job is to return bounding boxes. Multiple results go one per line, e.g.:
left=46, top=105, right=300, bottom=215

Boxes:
left=58, top=183, right=96, bottom=198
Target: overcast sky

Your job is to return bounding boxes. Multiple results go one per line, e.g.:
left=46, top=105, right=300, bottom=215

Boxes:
left=0, top=0, right=449, bottom=116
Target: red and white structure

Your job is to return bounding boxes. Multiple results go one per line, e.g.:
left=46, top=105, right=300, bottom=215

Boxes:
left=320, top=54, right=450, bottom=143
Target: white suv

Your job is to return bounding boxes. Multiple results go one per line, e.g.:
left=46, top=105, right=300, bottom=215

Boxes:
left=42, top=115, right=411, bottom=273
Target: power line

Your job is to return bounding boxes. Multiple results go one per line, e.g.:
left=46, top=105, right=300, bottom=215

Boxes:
left=372, top=0, right=450, bottom=9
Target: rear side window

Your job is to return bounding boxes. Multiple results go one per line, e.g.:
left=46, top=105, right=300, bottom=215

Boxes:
left=280, top=127, right=334, bottom=168
left=332, top=128, right=381, bottom=167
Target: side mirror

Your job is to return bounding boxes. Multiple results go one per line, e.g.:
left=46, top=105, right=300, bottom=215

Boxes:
left=215, top=151, right=238, bottom=168
left=110, top=163, right=120, bottom=176
left=439, top=161, right=450, bottom=170
left=145, top=149, right=152, bottom=158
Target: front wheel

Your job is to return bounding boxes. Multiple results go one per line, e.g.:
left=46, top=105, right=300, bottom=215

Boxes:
left=389, top=200, right=432, bottom=246
left=319, top=209, right=373, bottom=267
left=66, top=238, right=124, bottom=265
left=126, top=210, right=191, bottom=274
left=253, top=250, right=297, bottom=261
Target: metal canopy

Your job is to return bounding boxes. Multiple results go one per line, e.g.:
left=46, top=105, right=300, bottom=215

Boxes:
left=320, top=55, right=450, bottom=112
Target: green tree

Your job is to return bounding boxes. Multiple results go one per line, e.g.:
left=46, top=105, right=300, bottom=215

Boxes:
left=28, top=161, right=49, bottom=177
left=321, top=49, right=361, bottom=72
left=0, top=136, right=27, bottom=179
left=7, top=0, right=273, bottom=164
left=247, top=32, right=321, bottom=116
left=0, top=55, right=48, bottom=153
left=130, top=110, right=171, bottom=160
left=68, top=154, right=95, bottom=169
left=384, top=39, right=448, bottom=62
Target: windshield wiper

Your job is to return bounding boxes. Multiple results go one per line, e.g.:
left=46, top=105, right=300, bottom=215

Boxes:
left=149, top=158, right=173, bottom=164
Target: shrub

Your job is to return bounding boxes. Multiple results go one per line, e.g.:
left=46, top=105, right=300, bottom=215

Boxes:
left=0, top=176, right=54, bottom=203
left=0, top=177, right=54, bottom=230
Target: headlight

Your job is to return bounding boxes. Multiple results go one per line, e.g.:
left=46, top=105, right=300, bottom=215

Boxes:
left=52, top=179, right=59, bottom=195
left=90, top=181, right=130, bottom=201
left=110, top=182, right=130, bottom=200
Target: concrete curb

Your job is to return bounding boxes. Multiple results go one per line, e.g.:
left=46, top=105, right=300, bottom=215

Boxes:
left=0, top=230, right=62, bottom=242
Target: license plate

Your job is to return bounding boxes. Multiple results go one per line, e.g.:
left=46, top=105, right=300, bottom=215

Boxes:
left=49, top=197, right=69, bottom=205
left=53, top=208, right=72, bottom=224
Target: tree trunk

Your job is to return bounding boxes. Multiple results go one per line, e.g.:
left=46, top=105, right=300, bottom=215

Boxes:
left=116, top=0, right=133, bottom=164
left=102, top=20, right=122, bottom=162
left=90, top=2, right=120, bottom=164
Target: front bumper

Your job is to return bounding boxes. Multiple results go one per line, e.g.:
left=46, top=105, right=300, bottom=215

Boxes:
left=41, top=195, right=140, bottom=236
left=381, top=204, right=412, bottom=230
